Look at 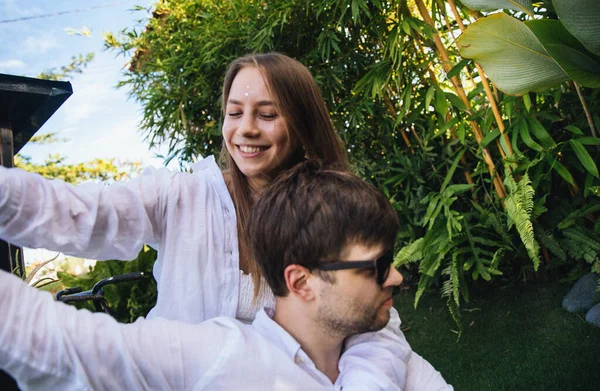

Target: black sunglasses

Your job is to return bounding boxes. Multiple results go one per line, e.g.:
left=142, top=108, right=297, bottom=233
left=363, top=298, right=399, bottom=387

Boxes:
left=314, top=249, right=395, bottom=285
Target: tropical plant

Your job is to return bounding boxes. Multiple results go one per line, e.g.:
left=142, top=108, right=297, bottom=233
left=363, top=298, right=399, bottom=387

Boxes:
left=16, top=133, right=142, bottom=184
left=37, top=52, right=95, bottom=81
left=103, top=0, right=600, bottom=328
left=57, top=246, right=158, bottom=323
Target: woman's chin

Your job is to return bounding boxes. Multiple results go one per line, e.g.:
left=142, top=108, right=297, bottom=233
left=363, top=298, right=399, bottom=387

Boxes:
left=241, top=170, right=272, bottom=188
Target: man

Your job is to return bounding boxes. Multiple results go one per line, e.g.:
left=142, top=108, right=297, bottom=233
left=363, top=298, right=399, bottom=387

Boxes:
left=0, top=162, right=451, bottom=390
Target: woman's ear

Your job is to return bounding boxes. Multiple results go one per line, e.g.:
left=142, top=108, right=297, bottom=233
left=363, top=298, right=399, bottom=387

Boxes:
left=283, top=264, right=315, bottom=302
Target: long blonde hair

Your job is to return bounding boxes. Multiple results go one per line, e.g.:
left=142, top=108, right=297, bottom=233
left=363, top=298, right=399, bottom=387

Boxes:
left=220, top=53, right=349, bottom=294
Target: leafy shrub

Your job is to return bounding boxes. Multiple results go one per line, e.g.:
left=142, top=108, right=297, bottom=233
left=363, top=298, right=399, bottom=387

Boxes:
left=57, top=246, right=157, bottom=323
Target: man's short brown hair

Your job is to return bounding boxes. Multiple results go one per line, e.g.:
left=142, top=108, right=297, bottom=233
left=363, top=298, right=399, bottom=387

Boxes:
left=248, top=161, right=399, bottom=297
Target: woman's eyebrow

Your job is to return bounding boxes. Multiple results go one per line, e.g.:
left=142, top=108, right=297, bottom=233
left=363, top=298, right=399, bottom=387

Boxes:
left=227, top=99, right=275, bottom=107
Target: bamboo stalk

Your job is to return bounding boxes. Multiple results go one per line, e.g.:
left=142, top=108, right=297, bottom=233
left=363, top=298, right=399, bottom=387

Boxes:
left=446, top=0, right=514, bottom=157
left=573, top=82, right=598, bottom=139
left=410, top=125, right=424, bottom=149
left=414, top=0, right=506, bottom=199
left=413, top=4, right=482, bottom=200
left=383, top=92, right=414, bottom=152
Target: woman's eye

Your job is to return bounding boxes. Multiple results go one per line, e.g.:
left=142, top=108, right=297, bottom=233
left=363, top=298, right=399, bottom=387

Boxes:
left=227, top=111, right=242, bottom=118
left=260, top=113, right=277, bottom=120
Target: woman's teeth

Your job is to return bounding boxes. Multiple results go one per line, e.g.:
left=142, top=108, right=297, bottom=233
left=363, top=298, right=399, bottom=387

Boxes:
left=240, top=145, right=267, bottom=153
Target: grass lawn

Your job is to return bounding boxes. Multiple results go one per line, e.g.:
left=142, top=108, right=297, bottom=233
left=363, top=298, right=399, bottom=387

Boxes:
left=393, top=278, right=600, bottom=390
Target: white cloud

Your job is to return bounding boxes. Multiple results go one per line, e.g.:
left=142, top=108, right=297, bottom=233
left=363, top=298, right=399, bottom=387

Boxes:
left=66, top=101, right=95, bottom=124
left=2, top=0, right=43, bottom=17
left=20, top=35, right=61, bottom=54
left=0, top=59, right=26, bottom=69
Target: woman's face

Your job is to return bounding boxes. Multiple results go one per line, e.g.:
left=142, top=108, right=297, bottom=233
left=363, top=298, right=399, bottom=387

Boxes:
left=222, top=67, right=293, bottom=188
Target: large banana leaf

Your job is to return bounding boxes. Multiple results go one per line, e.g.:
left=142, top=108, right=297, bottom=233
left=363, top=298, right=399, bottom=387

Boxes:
left=553, top=0, right=600, bottom=55
left=459, top=0, right=533, bottom=16
left=457, top=13, right=568, bottom=95
left=526, top=20, right=600, bottom=88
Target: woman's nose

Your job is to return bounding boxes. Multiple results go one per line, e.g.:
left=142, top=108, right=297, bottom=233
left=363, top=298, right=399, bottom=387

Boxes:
left=239, top=114, right=260, bottom=137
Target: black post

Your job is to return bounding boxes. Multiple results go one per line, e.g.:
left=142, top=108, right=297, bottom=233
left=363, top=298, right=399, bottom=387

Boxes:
left=0, top=123, right=25, bottom=277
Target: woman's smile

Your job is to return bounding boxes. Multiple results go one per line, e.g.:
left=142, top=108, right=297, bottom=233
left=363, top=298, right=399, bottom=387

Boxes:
left=237, top=144, right=270, bottom=155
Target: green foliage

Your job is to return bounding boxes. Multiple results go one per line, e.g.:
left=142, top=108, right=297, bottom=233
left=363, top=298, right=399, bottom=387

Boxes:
left=553, top=0, right=600, bottom=55
left=394, top=238, right=424, bottom=267
left=458, top=1, right=600, bottom=94
left=459, top=0, right=534, bottom=15
left=16, top=154, right=142, bottom=184
left=457, top=13, right=570, bottom=95
left=16, top=133, right=142, bottom=184
left=58, top=246, right=157, bottom=323
left=104, top=0, right=600, bottom=327
left=37, top=52, right=95, bottom=81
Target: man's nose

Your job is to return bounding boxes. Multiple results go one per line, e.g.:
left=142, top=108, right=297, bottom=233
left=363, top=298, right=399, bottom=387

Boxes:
left=384, top=266, right=404, bottom=287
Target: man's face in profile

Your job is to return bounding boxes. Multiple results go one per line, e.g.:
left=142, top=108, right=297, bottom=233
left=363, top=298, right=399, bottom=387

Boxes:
left=313, top=243, right=403, bottom=337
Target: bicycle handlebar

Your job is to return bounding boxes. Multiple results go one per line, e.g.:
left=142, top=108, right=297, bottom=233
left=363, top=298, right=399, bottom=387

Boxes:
left=56, top=272, right=146, bottom=312
left=56, top=287, right=83, bottom=301
left=91, top=272, right=146, bottom=294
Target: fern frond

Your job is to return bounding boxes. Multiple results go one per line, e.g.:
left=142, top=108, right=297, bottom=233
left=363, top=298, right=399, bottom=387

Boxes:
left=515, top=173, right=535, bottom=218
left=394, top=238, right=424, bottom=267
left=441, top=271, right=452, bottom=300
left=415, top=275, right=431, bottom=308
left=536, top=228, right=567, bottom=262
left=558, top=200, right=600, bottom=230
left=562, top=227, right=600, bottom=263
left=489, top=248, right=505, bottom=274
left=451, top=251, right=460, bottom=306
left=446, top=299, right=462, bottom=341
left=420, top=222, right=452, bottom=277
left=483, top=211, right=511, bottom=243
left=563, top=227, right=600, bottom=253
left=504, top=171, right=541, bottom=270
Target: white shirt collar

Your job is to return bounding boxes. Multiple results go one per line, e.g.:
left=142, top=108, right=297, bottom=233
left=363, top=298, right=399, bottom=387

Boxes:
left=252, top=307, right=304, bottom=360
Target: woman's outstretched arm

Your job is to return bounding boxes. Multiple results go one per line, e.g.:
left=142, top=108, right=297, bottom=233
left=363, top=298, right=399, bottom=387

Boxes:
left=0, top=165, right=173, bottom=260
left=0, top=270, right=231, bottom=390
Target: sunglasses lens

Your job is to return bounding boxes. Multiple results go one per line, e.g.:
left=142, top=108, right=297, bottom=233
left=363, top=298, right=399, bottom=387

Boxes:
left=377, top=250, right=394, bottom=284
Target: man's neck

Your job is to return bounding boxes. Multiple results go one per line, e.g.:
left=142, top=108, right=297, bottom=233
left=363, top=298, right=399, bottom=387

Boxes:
left=273, top=301, right=345, bottom=383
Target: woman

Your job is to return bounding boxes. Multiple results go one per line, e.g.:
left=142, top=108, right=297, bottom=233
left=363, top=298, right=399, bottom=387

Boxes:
left=0, top=53, right=448, bottom=389
left=1, top=53, right=345, bottom=323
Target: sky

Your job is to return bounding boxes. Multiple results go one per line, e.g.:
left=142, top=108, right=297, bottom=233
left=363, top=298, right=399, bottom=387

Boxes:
left=1, top=0, right=180, bottom=265
left=0, top=0, right=173, bottom=168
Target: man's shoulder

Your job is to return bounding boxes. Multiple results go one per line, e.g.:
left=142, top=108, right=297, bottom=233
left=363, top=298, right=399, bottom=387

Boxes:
left=186, top=316, right=260, bottom=339
left=148, top=315, right=251, bottom=331
left=136, top=315, right=260, bottom=350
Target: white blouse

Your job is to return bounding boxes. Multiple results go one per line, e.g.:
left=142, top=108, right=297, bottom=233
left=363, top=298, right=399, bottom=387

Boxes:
left=236, top=271, right=276, bottom=324
left=0, top=156, right=240, bottom=324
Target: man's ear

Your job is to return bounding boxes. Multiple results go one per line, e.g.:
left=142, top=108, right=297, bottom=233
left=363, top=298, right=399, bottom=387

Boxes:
left=284, top=264, right=316, bottom=302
